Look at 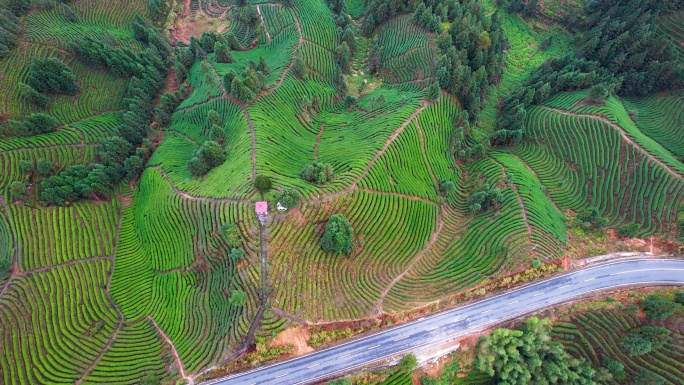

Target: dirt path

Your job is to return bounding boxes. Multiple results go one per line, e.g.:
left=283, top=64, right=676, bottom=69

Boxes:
left=154, top=166, right=252, bottom=203
left=490, top=157, right=533, bottom=234
left=375, top=206, right=444, bottom=312
left=256, top=5, right=271, bottom=43
left=15, top=255, right=113, bottom=276
left=302, top=103, right=428, bottom=205
left=242, top=105, right=258, bottom=179
left=541, top=106, right=684, bottom=180
left=313, top=123, right=324, bottom=162
left=75, top=316, right=123, bottom=385
left=416, top=121, right=439, bottom=189
left=148, top=316, right=194, bottom=384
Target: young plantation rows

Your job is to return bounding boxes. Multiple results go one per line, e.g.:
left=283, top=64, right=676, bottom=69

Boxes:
left=623, top=91, right=684, bottom=158
left=552, top=310, right=684, bottom=384
left=110, top=169, right=263, bottom=374
left=375, top=16, right=435, bottom=87
left=0, top=43, right=127, bottom=124
left=515, top=105, right=684, bottom=237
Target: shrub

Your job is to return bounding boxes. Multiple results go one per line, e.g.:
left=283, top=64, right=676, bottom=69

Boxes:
left=438, top=179, right=456, bottom=195
left=254, top=175, right=272, bottom=193
left=229, top=289, right=247, bottom=307
left=187, top=141, right=226, bottom=177
left=36, top=158, right=53, bottom=176
left=18, top=83, right=49, bottom=107
left=621, top=326, right=670, bottom=356
left=27, top=58, right=77, bottom=95
left=300, top=162, right=334, bottom=183
left=674, top=291, right=684, bottom=305
left=617, top=223, right=639, bottom=238
left=221, top=223, right=241, bottom=247
left=575, top=207, right=607, bottom=233
left=9, top=181, right=28, bottom=201
left=320, top=214, right=353, bottom=254
left=278, top=188, right=302, bottom=210
left=642, top=294, right=679, bottom=320
left=292, top=56, right=306, bottom=78
left=601, top=356, right=623, bottom=374
left=399, top=353, right=417, bottom=372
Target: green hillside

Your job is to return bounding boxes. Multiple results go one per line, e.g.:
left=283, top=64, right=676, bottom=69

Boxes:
left=0, top=0, right=682, bottom=383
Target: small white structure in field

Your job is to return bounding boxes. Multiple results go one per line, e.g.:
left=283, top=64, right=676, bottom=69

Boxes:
left=277, top=202, right=287, bottom=212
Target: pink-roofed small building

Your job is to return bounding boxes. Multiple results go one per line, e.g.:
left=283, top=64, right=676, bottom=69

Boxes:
left=255, top=201, right=268, bottom=224
left=255, top=201, right=268, bottom=214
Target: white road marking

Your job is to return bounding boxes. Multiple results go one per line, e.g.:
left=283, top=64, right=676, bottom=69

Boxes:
left=425, top=326, right=438, bottom=332
left=481, top=309, right=493, bottom=314
left=507, top=300, right=519, bottom=305
left=584, top=278, right=595, bottom=282
left=393, top=336, right=409, bottom=341
left=306, top=363, right=320, bottom=368
left=454, top=318, right=463, bottom=322
left=533, top=292, right=545, bottom=297
left=559, top=285, right=570, bottom=289
left=275, top=373, right=289, bottom=379
left=367, top=345, right=381, bottom=350
left=610, top=268, right=684, bottom=276
left=339, top=353, right=351, bottom=358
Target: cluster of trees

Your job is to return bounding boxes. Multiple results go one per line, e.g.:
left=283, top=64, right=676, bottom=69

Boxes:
left=422, top=0, right=506, bottom=123
left=494, top=0, right=684, bottom=146
left=0, top=1, right=25, bottom=59
left=320, top=214, right=354, bottom=254
left=572, top=207, right=607, bottom=234
left=467, top=184, right=503, bottom=213
left=453, top=119, right=487, bottom=161
left=475, top=317, right=599, bottom=385
left=577, top=0, right=684, bottom=96
left=492, top=56, right=620, bottom=145
left=222, top=59, right=269, bottom=103
left=326, top=0, right=356, bottom=87
left=362, top=0, right=412, bottom=35
left=621, top=326, right=671, bottom=356
left=1, top=113, right=58, bottom=137
left=300, top=162, right=334, bottom=183
left=41, top=21, right=171, bottom=205
left=642, top=293, right=680, bottom=320
left=26, top=58, right=77, bottom=95
left=187, top=140, right=227, bottom=177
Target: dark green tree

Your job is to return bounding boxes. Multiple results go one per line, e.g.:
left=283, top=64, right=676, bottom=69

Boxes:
left=467, top=184, right=503, bottom=213
left=642, top=294, right=679, bottom=321
left=254, top=175, right=272, bottom=193
left=300, top=162, right=334, bottom=183
left=475, top=317, right=596, bottom=385
left=221, top=223, right=242, bottom=247
left=320, top=214, right=353, bottom=254
left=229, top=289, right=247, bottom=307
left=439, top=179, right=456, bottom=195
left=621, top=326, right=670, bottom=356
left=399, top=353, right=417, bottom=373
left=278, top=188, right=302, bottom=210
left=9, top=181, right=28, bottom=201
left=187, top=141, right=226, bottom=177
left=27, top=58, right=77, bottom=95
left=18, top=83, right=49, bottom=107
left=36, top=158, right=53, bottom=176
left=292, top=56, right=307, bottom=79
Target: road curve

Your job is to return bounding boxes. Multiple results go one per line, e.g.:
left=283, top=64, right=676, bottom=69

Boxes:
left=202, top=258, right=684, bottom=385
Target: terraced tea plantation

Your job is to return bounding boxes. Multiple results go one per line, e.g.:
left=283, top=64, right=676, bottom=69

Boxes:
left=0, top=0, right=683, bottom=383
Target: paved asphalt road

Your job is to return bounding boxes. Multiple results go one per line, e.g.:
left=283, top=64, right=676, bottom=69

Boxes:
left=203, top=258, right=684, bottom=385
